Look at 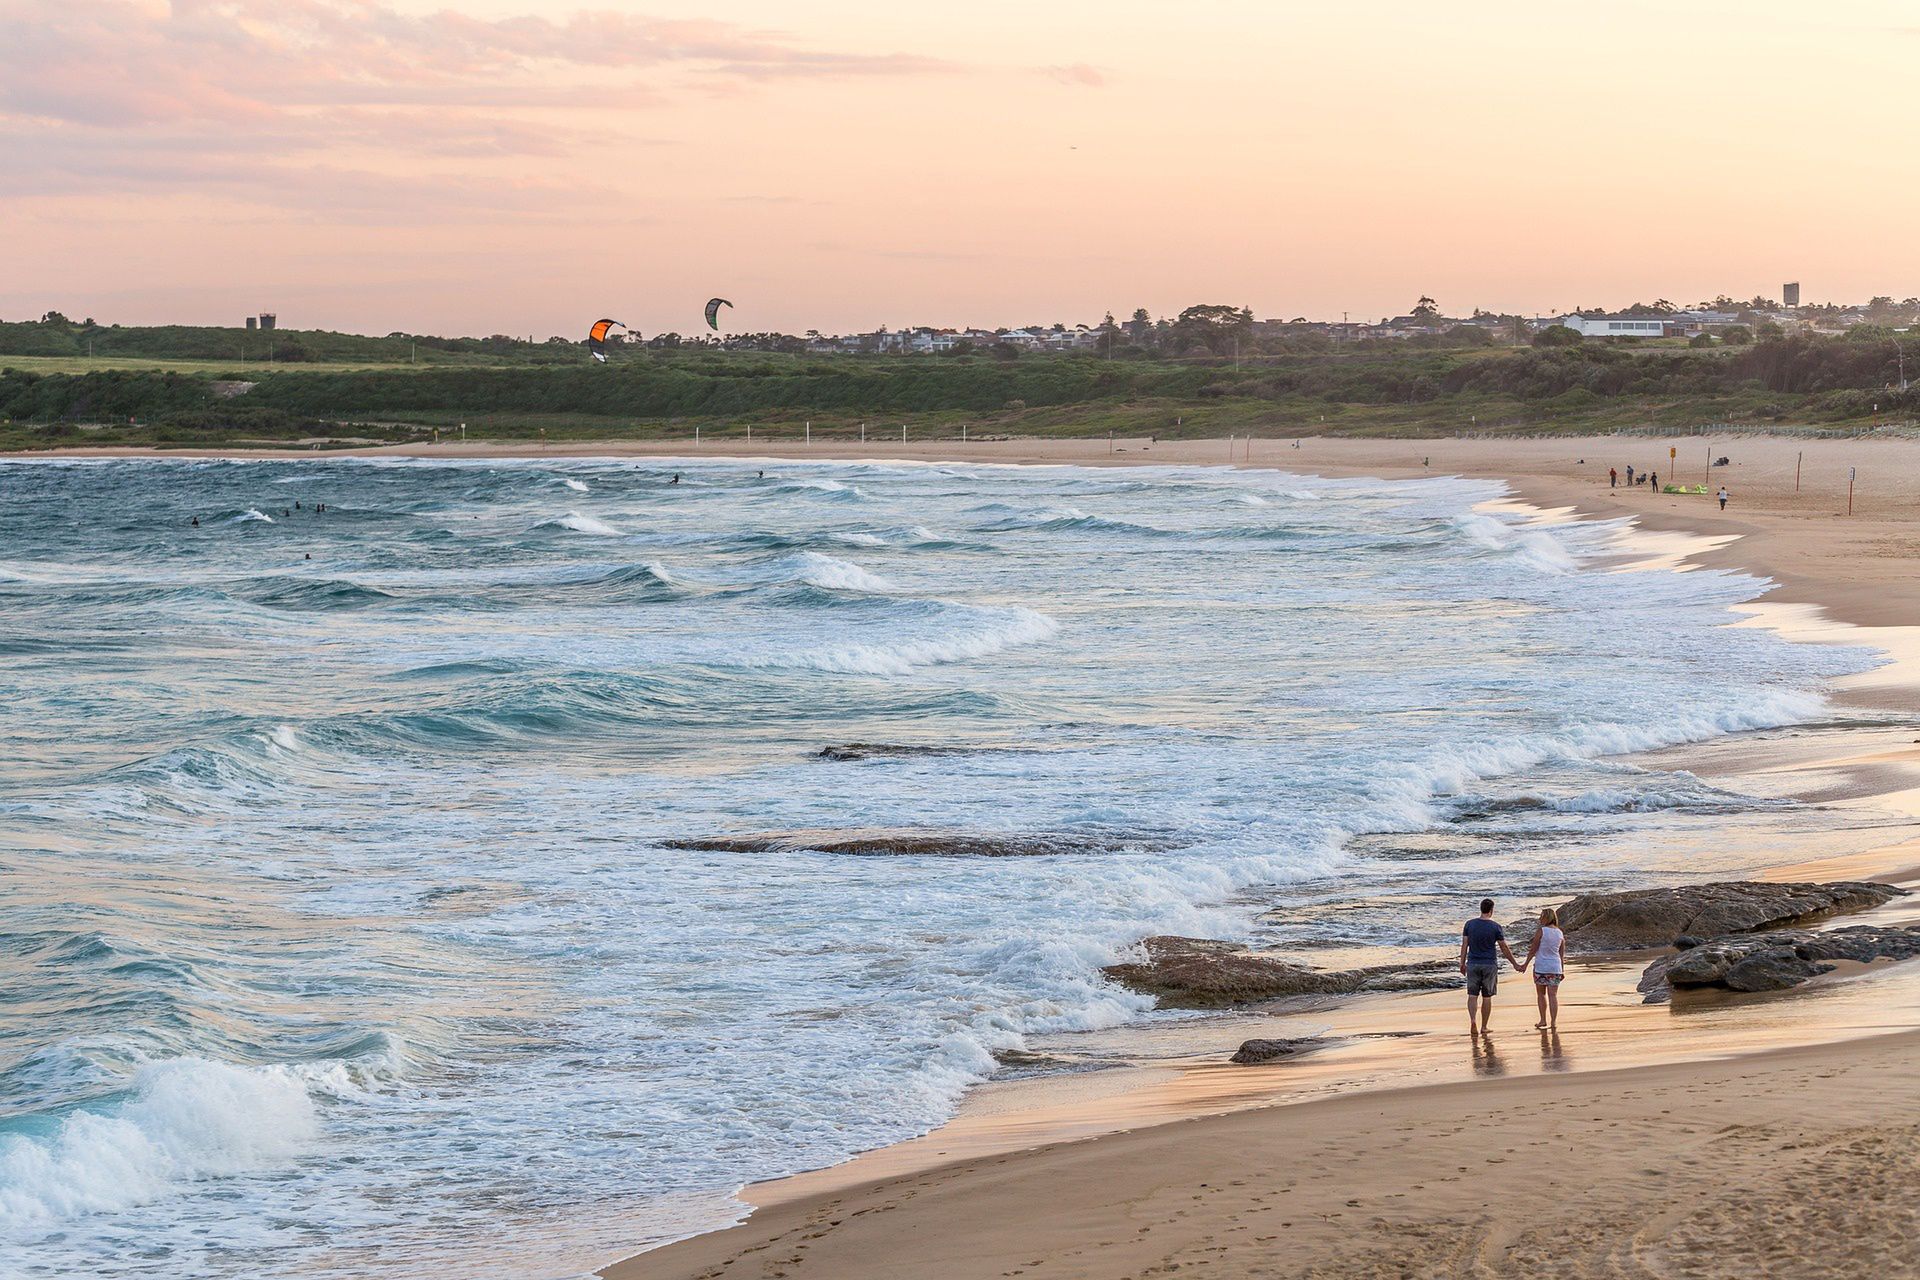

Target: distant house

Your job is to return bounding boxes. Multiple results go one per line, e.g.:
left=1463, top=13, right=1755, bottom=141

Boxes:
left=1558, top=315, right=1670, bottom=339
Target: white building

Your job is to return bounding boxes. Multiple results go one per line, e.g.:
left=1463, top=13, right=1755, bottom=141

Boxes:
left=1557, top=315, right=1669, bottom=338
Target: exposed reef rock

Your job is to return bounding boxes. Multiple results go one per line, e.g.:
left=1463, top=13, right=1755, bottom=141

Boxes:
left=1103, top=936, right=1452, bottom=1010
left=1639, top=925, right=1920, bottom=1001
left=1518, top=881, right=1903, bottom=952
left=1229, top=1037, right=1325, bottom=1065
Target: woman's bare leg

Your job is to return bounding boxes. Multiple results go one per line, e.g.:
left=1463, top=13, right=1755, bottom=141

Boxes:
left=1534, top=984, right=1548, bottom=1029
left=1546, top=983, right=1560, bottom=1029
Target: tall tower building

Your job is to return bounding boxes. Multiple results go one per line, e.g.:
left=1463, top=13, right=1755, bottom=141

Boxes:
left=1783, top=282, right=1801, bottom=308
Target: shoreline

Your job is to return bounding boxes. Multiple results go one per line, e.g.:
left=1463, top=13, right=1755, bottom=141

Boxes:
left=14, top=432, right=1916, bottom=627
left=12, top=437, right=1919, bottom=1276
left=584, top=437, right=1920, bottom=1278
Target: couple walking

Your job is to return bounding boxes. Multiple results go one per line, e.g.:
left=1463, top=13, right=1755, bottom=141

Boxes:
left=1459, top=898, right=1565, bottom=1034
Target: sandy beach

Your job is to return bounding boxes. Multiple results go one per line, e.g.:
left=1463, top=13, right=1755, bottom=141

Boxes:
left=581, top=433, right=1919, bottom=1280
left=16, top=433, right=1920, bottom=1278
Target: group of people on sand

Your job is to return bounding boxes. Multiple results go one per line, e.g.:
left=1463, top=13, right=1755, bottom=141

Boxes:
left=1607, top=465, right=1732, bottom=511
left=1459, top=898, right=1565, bottom=1035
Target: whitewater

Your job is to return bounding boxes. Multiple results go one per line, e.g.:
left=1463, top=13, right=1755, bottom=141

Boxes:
left=0, top=456, right=1875, bottom=1278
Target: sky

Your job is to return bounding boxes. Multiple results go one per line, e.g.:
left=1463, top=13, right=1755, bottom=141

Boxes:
left=2, top=0, right=1915, bottom=337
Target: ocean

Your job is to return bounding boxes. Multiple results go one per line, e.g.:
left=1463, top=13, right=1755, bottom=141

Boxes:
left=0, top=456, right=1875, bottom=1278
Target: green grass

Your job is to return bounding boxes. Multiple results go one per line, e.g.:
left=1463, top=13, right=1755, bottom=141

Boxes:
left=0, top=354, right=446, bottom=376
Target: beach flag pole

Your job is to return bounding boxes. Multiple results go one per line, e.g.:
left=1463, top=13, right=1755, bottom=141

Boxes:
left=695, top=424, right=700, bottom=446
left=806, top=421, right=811, bottom=446
left=1796, top=452, right=1802, bottom=493
left=962, top=423, right=968, bottom=444
left=1849, top=466, right=1855, bottom=515
left=902, top=423, right=907, bottom=444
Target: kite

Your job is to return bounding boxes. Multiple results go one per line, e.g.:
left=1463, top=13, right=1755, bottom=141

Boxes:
left=587, top=318, right=626, bottom=362
left=704, top=298, right=733, bottom=331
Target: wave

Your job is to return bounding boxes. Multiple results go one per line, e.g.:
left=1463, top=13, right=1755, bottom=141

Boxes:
left=777, top=479, right=869, bottom=501
left=239, top=577, right=400, bottom=612
left=743, top=605, right=1058, bottom=676
left=1450, top=776, right=1777, bottom=819
left=562, top=478, right=590, bottom=492
left=226, top=509, right=274, bottom=525
left=531, top=512, right=622, bottom=537
left=671, top=551, right=898, bottom=596
left=770, top=552, right=894, bottom=594
left=0, top=1047, right=399, bottom=1232
left=1452, top=513, right=1577, bottom=574
left=1352, top=688, right=1828, bottom=839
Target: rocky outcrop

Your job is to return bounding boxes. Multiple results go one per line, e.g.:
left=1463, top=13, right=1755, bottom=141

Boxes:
left=1103, top=936, right=1452, bottom=1010
left=1639, top=925, right=1920, bottom=1000
left=1522, top=881, right=1903, bottom=952
left=1230, top=1037, right=1324, bottom=1065
left=665, top=828, right=1165, bottom=858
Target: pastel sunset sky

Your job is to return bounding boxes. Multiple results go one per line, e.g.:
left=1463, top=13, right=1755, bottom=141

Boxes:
left=2, top=0, right=1913, bottom=336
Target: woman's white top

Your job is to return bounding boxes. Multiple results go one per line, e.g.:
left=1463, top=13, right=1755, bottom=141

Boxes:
left=1534, top=925, right=1565, bottom=975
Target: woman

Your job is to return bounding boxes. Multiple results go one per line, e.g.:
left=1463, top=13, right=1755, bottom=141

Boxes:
left=1520, top=907, right=1567, bottom=1030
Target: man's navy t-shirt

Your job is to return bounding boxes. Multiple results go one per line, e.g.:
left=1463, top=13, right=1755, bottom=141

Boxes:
left=1463, top=917, right=1504, bottom=965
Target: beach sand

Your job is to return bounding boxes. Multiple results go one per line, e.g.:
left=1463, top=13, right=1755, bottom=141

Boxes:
left=612, top=1031, right=1920, bottom=1280
left=21, top=433, right=1920, bottom=1278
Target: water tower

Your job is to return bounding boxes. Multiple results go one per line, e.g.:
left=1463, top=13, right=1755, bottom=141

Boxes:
left=1782, top=282, right=1800, bottom=308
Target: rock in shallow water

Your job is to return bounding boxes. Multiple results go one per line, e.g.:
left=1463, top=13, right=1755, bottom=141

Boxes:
left=1102, top=936, right=1452, bottom=1009
left=1521, top=881, right=1903, bottom=952
left=1639, top=925, right=1920, bottom=1000
left=1229, top=1037, right=1323, bottom=1065
left=664, top=828, right=1169, bottom=858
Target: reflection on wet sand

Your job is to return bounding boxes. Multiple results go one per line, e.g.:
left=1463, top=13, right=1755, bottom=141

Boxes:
left=1538, top=1028, right=1570, bottom=1070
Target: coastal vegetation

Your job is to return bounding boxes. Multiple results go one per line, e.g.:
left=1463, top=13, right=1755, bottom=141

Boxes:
left=2, top=314, right=1915, bottom=450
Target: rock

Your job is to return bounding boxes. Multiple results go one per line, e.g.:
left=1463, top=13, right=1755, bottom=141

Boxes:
left=1641, top=925, right=1920, bottom=1000
left=1230, top=1037, right=1323, bottom=1065
left=665, top=828, right=1166, bottom=858
left=1521, top=881, right=1904, bottom=952
left=1103, top=936, right=1452, bottom=1010
left=1673, top=935, right=1703, bottom=950
left=816, top=743, right=990, bottom=761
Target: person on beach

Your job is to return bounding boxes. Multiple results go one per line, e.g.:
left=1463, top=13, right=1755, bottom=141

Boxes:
left=1625, top=465, right=1634, bottom=486
left=1609, top=467, right=1618, bottom=489
left=1649, top=469, right=1658, bottom=491
left=1717, top=486, right=1729, bottom=511
left=1520, top=907, right=1567, bottom=1030
left=1460, top=898, right=1523, bottom=1035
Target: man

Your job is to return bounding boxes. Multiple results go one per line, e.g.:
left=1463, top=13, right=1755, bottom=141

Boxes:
left=1717, top=486, right=1729, bottom=511
left=1459, top=897, right=1523, bottom=1035
left=1609, top=467, right=1618, bottom=489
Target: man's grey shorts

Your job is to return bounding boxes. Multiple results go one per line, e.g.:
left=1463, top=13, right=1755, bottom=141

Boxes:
left=1465, top=964, right=1498, bottom=997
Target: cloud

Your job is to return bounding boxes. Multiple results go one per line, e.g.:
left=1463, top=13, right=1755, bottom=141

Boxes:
left=1044, top=63, right=1109, bottom=89
left=0, top=0, right=950, bottom=215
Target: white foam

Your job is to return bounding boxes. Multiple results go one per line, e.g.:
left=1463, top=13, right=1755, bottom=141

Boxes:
left=1453, top=512, right=1577, bottom=573
left=562, top=478, right=590, bottom=493
left=229, top=509, right=274, bottom=525
left=751, top=605, right=1059, bottom=675
left=0, top=1058, right=322, bottom=1230
left=535, top=512, right=622, bottom=537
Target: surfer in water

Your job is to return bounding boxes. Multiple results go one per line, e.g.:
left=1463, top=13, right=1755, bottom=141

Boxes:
left=190, top=516, right=199, bottom=527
